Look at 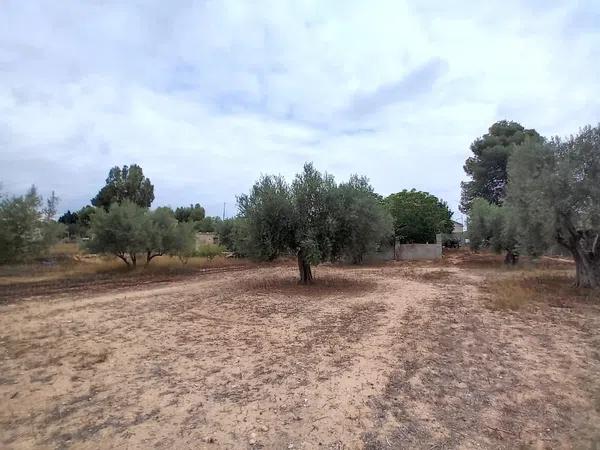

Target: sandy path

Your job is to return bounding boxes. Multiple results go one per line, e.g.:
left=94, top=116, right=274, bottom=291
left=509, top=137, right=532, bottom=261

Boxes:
left=0, top=265, right=437, bottom=449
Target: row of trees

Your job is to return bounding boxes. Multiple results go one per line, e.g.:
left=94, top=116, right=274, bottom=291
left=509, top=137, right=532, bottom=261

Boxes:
left=2, top=162, right=455, bottom=276
left=75, top=165, right=211, bottom=266
left=0, top=165, right=205, bottom=265
left=462, top=121, right=600, bottom=288
left=59, top=166, right=222, bottom=239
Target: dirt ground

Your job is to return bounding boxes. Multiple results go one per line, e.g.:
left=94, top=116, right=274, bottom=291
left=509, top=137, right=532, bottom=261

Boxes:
left=1, top=255, right=600, bottom=449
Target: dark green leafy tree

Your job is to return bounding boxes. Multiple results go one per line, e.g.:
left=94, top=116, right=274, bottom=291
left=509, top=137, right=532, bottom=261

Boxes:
left=92, top=164, right=154, bottom=210
left=75, top=205, right=96, bottom=237
left=58, top=210, right=79, bottom=238
left=385, top=189, right=454, bottom=244
left=460, top=120, right=541, bottom=213
left=59, top=206, right=98, bottom=238
left=506, top=125, right=600, bottom=288
left=195, top=216, right=221, bottom=232
left=174, top=204, right=222, bottom=233
left=174, top=203, right=206, bottom=223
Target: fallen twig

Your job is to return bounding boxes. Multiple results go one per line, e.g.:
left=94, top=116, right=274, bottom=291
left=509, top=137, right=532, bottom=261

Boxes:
left=484, top=424, right=516, bottom=436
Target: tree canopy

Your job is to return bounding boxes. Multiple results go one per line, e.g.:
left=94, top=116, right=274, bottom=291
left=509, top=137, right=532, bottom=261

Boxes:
left=175, top=203, right=206, bottom=223
left=460, top=120, right=541, bottom=213
left=506, top=125, right=600, bottom=288
left=92, top=164, right=155, bottom=210
left=467, top=198, right=519, bottom=264
left=333, top=176, right=393, bottom=264
left=87, top=201, right=195, bottom=267
left=238, top=163, right=392, bottom=283
left=385, top=189, right=454, bottom=244
left=216, top=217, right=250, bottom=256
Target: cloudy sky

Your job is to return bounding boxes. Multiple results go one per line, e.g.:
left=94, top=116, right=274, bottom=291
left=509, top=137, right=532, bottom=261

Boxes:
left=1, top=0, right=598, bottom=219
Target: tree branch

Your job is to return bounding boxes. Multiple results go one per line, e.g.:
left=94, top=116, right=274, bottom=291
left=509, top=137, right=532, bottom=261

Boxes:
left=115, top=253, right=130, bottom=266
left=145, top=251, right=163, bottom=265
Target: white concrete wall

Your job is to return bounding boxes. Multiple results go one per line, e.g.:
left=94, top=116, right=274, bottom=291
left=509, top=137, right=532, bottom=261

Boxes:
left=195, top=232, right=218, bottom=250
left=395, top=243, right=442, bottom=260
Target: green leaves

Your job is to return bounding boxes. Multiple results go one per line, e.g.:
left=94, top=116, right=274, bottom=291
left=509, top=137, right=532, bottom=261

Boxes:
left=91, top=164, right=155, bottom=210
left=385, top=189, right=453, bottom=244
left=0, top=186, right=64, bottom=264
left=460, top=120, right=541, bottom=213
left=238, top=163, right=393, bottom=278
left=87, top=202, right=196, bottom=266
left=467, top=198, right=517, bottom=254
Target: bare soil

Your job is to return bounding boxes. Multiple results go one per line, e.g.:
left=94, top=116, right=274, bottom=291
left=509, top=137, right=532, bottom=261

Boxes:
left=1, top=255, right=599, bottom=449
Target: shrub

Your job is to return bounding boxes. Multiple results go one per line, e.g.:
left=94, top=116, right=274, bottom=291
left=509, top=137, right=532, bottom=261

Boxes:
left=195, top=244, right=225, bottom=260
left=0, top=186, right=65, bottom=264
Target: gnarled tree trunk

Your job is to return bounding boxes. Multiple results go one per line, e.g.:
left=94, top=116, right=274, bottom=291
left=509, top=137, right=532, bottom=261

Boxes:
left=297, top=250, right=313, bottom=284
left=572, top=244, right=600, bottom=289
left=559, top=224, right=600, bottom=289
left=504, top=249, right=518, bottom=265
left=145, top=250, right=163, bottom=266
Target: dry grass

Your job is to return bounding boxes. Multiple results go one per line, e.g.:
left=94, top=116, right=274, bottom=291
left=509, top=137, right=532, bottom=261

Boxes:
left=485, top=270, right=597, bottom=310
left=414, top=269, right=455, bottom=282
left=0, top=241, right=254, bottom=284
left=0, top=248, right=257, bottom=304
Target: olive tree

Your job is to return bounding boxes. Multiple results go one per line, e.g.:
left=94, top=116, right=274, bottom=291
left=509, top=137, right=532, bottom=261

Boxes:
left=467, top=198, right=519, bottom=264
left=144, top=207, right=180, bottom=265
left=216, top=217, right=251, bottom=256
left=238, top=163, right=392, bottom=283
left=506, top=125, right=600, bottom=288
left=87, top=201, right=195, bottom=267
left=87, top=201, right=149, bottom=266
left=333, top=175, right=393, bottom=264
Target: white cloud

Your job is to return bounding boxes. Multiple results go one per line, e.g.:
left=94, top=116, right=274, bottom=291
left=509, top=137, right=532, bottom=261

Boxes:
left=0, top=0, right=598, bottom=216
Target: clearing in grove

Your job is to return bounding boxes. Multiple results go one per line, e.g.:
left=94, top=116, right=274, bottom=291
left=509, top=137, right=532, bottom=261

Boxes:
left=1, top=252, right=599, bottom=449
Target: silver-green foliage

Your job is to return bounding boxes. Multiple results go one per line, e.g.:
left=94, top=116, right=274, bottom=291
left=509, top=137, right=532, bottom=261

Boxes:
left=87, top=201, right=196, bottom=267
left=0, top=186, right=65, bottom=264
left=506, top=125, right=600, bottom=287
left=238, top=163, right=393, bottom=283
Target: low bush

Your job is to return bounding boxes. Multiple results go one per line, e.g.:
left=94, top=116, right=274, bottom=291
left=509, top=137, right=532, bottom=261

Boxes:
left=195, top=244, right=225, bottom=260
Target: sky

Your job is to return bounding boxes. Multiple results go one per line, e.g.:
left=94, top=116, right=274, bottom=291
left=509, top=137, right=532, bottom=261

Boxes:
left=1, top=0, right=599, bottom=220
